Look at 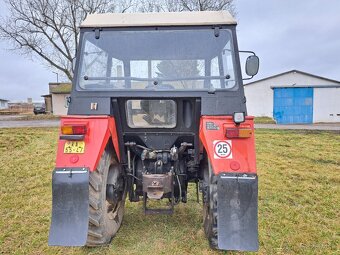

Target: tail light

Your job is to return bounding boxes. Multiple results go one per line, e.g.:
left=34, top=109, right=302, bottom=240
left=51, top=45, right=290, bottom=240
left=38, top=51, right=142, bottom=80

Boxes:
left=61, top=124, right=87, bottom=135
left=226, top=128, right=252, bottom=138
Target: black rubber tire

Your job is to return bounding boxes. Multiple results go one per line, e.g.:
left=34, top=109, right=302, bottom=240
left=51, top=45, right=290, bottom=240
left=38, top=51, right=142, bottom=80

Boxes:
left=86, top=148, right=126, bottom=246
left=203, top=160, right=218, bottom=249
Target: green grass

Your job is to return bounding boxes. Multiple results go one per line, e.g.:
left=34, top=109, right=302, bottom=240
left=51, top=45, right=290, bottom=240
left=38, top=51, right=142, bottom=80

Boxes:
left=254, top=117, right=276, bottom=124
left=0, top=128, right=339, bottom=254
left=9, top=114, right=60, bottom=121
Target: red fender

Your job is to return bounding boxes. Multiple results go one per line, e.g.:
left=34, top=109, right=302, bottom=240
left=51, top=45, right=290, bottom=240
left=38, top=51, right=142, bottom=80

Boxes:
left=199, top=116, right=256, bottom=175
left=55, top=115, right=120, bottom=171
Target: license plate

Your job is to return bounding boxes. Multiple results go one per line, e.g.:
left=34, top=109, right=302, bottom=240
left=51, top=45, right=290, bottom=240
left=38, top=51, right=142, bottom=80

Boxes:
left=64, top=141, right=85, bottom=154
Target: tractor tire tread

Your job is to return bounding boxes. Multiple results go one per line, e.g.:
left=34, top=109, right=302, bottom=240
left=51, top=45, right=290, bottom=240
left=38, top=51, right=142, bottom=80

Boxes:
left=209, top=182, right=218, bottom=249
left=89, top=196, right=101, bottom=210
left=89, top=213, right=101, bottom=227
left=86, top=150, right=110, bottom=246
left=203, top=159, right=218, bottom=250
left=89, top=174, right=102, bottom=191
left=88, top=228, right=103, bottom=239
left=86, top=149, right=126, bottom=247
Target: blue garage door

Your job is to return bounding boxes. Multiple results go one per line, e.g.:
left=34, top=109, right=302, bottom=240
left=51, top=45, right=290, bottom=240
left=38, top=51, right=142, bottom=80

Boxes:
left=273, top=88, right=313, bottom=124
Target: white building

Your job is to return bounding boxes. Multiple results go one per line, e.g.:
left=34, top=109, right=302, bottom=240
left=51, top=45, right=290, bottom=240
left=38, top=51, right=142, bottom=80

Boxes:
left=0, top=99, right=9, bottom=109
left=42, top=83, right=71, bottom=115
left=244, top=70, right=340, bottom=124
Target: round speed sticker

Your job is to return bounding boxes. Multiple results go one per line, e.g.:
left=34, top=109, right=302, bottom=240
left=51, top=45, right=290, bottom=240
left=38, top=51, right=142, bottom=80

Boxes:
left=213, top=140, right=232, bottom=159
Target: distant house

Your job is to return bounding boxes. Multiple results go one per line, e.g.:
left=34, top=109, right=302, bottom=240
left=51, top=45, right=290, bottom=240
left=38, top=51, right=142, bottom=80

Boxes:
left=42, top=83, right=71, bottom=115
left=0, top=99, right=9, bottom=110
left=244, top=70, right=340, bottom=124
left=7, top=99, right=34, bottom=114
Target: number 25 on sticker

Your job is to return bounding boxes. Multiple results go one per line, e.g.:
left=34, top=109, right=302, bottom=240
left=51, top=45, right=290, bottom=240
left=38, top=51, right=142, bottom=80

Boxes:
left=213, top=140, right=232, bottom=159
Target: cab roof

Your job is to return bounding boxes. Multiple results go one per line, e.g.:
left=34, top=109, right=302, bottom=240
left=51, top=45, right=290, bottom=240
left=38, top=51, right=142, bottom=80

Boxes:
left=80, top=11, right=236, bottom=28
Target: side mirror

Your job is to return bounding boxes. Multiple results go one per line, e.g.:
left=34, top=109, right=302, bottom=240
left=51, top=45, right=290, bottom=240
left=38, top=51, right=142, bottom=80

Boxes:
left=245, top=55, right=259, bottom=77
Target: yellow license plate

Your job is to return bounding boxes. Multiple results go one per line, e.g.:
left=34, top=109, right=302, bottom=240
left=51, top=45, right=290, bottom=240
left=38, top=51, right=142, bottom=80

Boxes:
left=64, top=141, right=85, bottom=154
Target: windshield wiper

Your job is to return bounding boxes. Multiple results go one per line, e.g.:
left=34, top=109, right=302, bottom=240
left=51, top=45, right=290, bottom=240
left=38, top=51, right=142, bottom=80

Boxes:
left=84, top=76, right=149, bottom=82
left=84, top=75, right=232, bottom=82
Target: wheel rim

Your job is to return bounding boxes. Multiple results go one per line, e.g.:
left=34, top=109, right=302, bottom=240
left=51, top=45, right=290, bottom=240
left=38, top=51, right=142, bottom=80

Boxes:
left=106, top=164, right=126, bottom=221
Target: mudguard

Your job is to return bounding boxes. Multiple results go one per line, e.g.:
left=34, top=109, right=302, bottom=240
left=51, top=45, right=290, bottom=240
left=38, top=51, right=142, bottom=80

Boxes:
left=55, top=116, right=120, bottom=171
left=49, top=115, right=120, bottom=246
left=217, top=173, right=258, bottom=251
left=199, top=116, right=259, bottom=251
left=48, top=168, right=89, bottom=246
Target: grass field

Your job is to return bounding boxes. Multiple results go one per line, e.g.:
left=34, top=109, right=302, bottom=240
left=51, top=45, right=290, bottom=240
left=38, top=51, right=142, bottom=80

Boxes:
left=16, top=115, right=60, bottom=121
left=254, top=117, right=276, bottom=124
left=0, top=128, right=339, bottom=254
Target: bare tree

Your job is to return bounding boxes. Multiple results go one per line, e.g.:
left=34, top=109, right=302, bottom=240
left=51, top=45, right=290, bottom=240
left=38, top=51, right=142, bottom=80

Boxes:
left=0, top=0, right=134, bottom=81
left=0, top=0, right=235, bottom=81
left=180, top=0, right=235, bottom=14
left=136, top=0, right=165, bottom=12
left=138, top=0, right=235, bottom=15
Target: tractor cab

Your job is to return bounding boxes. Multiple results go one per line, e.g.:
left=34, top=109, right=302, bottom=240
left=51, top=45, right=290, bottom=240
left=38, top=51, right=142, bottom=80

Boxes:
left=49, top=11, right=259, bottom=252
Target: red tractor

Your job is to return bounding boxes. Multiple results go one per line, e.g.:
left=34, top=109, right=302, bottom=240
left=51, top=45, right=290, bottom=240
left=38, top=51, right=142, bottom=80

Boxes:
left=48, top=11, right=260, bottom=251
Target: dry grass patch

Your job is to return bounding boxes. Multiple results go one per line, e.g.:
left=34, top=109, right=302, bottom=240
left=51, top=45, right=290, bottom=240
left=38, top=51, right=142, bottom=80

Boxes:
left=254, top=117, right=276, bottom=124
left=16, top=114, right=60, bottom=121
left=0, top=128, right=339, bottom=254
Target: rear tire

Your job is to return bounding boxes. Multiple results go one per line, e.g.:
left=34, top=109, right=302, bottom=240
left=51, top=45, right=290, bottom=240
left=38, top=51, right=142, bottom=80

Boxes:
left=203, top=160, right=218, bottom=249
left=86, top=148, right=127, bottom=246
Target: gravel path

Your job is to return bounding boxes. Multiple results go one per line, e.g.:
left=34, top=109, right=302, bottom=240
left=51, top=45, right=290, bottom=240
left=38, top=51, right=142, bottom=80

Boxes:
left=255, top=123, right=340, bottom=131
left=0, top=120, right=60, bottom=128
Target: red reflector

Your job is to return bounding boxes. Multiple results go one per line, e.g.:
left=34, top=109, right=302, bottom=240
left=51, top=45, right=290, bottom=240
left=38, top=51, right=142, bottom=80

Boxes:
left=72, top=125, right=87, bottom=135
left=230, top=161, right=240, bottom=171
left=61, top=124, right=87, bottom=135
left=226, top=128, right=239, bottom=138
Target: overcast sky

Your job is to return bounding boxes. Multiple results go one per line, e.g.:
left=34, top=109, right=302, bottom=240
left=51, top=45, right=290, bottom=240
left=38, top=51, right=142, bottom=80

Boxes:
left=0, top=0, right=339, bottom=102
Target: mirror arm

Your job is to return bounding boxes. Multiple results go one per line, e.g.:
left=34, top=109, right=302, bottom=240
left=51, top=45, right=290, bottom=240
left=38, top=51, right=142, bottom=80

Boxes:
left=242, top=75, right=254, bottom=81
left=238, top=50, right=256, bottom=56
